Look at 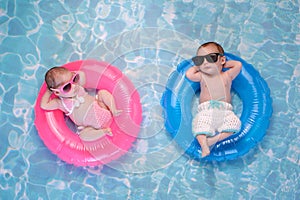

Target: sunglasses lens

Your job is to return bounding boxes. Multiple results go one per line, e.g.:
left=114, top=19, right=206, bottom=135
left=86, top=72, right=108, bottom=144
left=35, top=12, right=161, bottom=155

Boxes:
left=208, top=54, right=219, bottom=62
left=192, top=56, right=204, bottom=66
left=192, top=53, right=222, bottom=66
left=63, top=83, right=72, bottom=92
left=73, top=74, right=80, bottom=83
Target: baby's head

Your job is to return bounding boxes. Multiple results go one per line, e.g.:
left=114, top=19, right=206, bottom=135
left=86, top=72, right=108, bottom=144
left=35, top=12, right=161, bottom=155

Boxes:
left=197, top=42, right=224, bottom=56
left=45, top=67, right=78, bottom=97
left=193, top=42, right=226, bottom=74
left=45, top=67, right=69, bottom=90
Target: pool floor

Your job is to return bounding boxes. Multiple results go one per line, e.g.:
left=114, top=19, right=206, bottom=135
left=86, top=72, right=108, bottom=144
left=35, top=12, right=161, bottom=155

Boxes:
left=0, top=0, right=299, bottom=199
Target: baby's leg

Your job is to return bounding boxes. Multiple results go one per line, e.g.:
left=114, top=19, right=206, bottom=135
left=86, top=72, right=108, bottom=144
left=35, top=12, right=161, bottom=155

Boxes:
left=97, top=90, right=121, bottom=116
left=196, top=134, right=210, bottom=157
left=207, top=132, right=233, bottom=147
left=79, top=126, right=112, bottom=141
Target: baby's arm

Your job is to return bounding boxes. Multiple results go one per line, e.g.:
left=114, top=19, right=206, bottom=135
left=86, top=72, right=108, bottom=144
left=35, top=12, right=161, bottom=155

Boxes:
left=40, top=89, right=62, bottom=111
left=185, top=66, right=202, bottom=82
left=224, top=60, right=242, bottom=80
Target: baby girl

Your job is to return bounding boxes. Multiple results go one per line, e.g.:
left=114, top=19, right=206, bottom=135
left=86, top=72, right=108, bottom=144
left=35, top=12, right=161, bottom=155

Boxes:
left=40, top=67, right=121, bottom=141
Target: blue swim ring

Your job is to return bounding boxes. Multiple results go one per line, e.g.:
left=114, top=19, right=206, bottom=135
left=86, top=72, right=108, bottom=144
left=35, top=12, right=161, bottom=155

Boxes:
left=161, top=53, right=272, bottom=161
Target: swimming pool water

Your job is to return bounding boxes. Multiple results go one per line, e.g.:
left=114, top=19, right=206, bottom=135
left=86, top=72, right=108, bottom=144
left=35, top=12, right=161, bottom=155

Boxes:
left=0, top=0, right=299, bottom=199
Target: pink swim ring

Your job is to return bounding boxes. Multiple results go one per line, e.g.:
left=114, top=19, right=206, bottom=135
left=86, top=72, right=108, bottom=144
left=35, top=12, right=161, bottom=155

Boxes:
left=34, top=60, right=142, bottom=166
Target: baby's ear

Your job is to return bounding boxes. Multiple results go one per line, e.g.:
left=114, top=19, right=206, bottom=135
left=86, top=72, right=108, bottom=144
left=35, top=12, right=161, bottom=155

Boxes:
left=221, top=56, right=226, bottom=64
left=51, top=89, right=60, bottom=96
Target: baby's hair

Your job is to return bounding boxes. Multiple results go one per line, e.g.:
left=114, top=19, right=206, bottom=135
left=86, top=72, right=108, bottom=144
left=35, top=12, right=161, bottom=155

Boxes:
left=45, top=67, right=69, bottom=90
left=197, top=42, right=224, bottom=54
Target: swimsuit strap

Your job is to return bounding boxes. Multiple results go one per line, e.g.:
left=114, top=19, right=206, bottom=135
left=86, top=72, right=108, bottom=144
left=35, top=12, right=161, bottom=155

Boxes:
left=61, top=97, right=74, bottom=116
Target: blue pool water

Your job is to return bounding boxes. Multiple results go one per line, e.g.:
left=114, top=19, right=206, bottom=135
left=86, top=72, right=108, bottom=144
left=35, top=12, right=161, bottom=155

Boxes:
left=0, top=0, right=299, bottom=199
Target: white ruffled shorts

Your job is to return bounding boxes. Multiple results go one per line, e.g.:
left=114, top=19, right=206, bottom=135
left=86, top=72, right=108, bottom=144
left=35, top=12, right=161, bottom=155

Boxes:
left=192, top=100, right=241, bottom=137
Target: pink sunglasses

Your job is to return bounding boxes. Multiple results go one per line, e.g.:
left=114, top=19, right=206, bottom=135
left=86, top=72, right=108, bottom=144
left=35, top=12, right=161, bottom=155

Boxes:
left=51, top=73, right=80, bottom=94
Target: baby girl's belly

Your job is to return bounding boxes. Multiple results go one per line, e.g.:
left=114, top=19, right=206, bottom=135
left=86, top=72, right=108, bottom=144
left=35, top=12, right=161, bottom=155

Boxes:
left=71, top=96, right=96, bottom=124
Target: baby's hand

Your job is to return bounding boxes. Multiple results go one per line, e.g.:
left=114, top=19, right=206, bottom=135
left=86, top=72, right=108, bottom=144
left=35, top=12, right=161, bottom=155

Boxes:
left=112, top=109, right=122, bottom=116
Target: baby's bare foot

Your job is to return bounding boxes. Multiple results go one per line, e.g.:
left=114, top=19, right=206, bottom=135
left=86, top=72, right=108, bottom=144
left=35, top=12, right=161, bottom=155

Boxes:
left=104, top=128, right=113, bottom=136
left=196, top=135, right=211, bottom=157
left=202, top=148, right=210, bottom=158
left=112, top=109, right=122, bottom=116
left=207, top=136, right=220, bottom=147
left=79, top=127, right=107, bottom=141
left=201, top=145, right=210, bottom=157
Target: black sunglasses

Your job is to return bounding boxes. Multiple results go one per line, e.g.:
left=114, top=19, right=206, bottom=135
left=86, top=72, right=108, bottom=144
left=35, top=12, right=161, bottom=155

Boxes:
left=192, top=53, right=224, bottom=66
